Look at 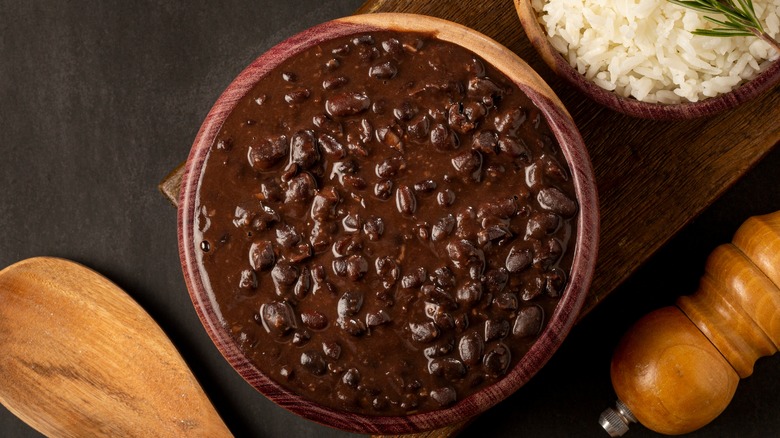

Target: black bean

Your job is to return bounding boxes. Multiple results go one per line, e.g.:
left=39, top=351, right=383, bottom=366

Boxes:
left=393, top=100, right=418, bottom=121
left=467, top=57, right=485, bottom=77
left=448, top=103, right=476, bottom=134
left=463, top=101, right=487, bottom=124
left=323, top=76, right=349, bottom=90
left=494, top=107, right=527, bottom=134
left=545, top=268, right=567, bottom=298
left=456, top=280, right=483, bottom=306
left=467, top=77, right=505, bottom=101
left=238, top=269, right=257, bottom=290
left=459, top=331, right=485, bottom=365
left=285, top=172, right=317, bottom=204
left=526, top=212, right=561, bottom=239
left=324, top=58, right=340, bottom=71
left=537, top=187, right=578, bottom=217
left=409, top=321, right=440, bottom=343
left=428, top=357, right=467, bottom=381
left=289, top=130, right=320, bottom=170
left=430, top=387, right=457, bottom=407
left=258, top=301, right=295, bottom=336
left=396, top=185, right=416, bottom=215
left=249, top=240, right=275, bottom=271
left=472, top=130, right=498, bottom=154
left=340, top=317, right=367, bottom=336
left=316, top=134, right=346, bottom=159
left=374, top=179, right=393, bottom=199
left=432, top=266, right=456, bottom=289
left=282, top=72, right=296, bottom=82
left=309, top=187, right=339, bottom=221
left=369, top=60, right=398, bottom=79
left=332, top=257, right=347, bottom=277
left=375, top=256, right=399, bottom=288
left=446, top=239, right=485, bottom=271
left=381, top=38, right=402, bottom=56
left=483, top=268, right=509, bottom=294
left=332, top=44, right=350, bottom=56
left=271, top=261, right=299, bottom=296
left=478, top=197, right=518, bottom=219
left=326, top=92, right=371, bottom=117
left=301, top=310, right=328, bottom=330
left=482, top=343, right=511, bottom=377
left=484, top=318, right=510, bottom=342
left=346, top=254, right=368, bottom=281
left=406, top=113, right=430, bottom=140
left=366, top=310, right=392, bottom=327
left=247, top=135, right=288, bottom=171
left=437, top=189, right=456, bottom=207
left=513, top=305, right=544, bottom=338
left=506, top=245, right=532, bottom=273
left=422, top=284, right=457, bottom=310
left=284, top=87, right=310, bottom=104
left=375, top=156, right=406, bottom=178
left=431, top=214, right=456, bottom=242
left=498, top=136, right=531, bottom=161
left=363, top=216, right=385, bottom=241
left=521, top=276, right=545, bottom=301
left=401, top=267, right=426, bottom=289
left=494, top=292, right=519, bottom=311
left=477, top=225, right=512, bottom=246
left=291, top=330, right=311, bottom=346
left=352, top=35, right=375, bottom=45
left=451, top=150, right=482, bottom=181
left=413, top=179, right=437, bottom=194
left=342, top=368, right=361, bottom=388
left=300, top=350, right=327, bottom=376
left=293, top=266, right=311, bottom=297
left=375, top=125, right=404, bottom=152
left=533, top=238, right=562, bottom=267
left=322, top=341, right=341, bottom=359
left=342, top=213, right=361, bottom=233
left=430, top=123, right=459, bottom=151
left=337, top=290, right=364, bottom=317
left=423, top=336, right=455, bottom=358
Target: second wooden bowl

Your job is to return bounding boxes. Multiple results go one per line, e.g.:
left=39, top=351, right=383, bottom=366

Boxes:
left=515, top=0, right=780, bottom=119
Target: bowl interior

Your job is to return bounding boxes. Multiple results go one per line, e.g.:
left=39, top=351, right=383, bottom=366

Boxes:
left=514, top=0, right=780, bottom=119
left=177, top=12, right=599, bottom=434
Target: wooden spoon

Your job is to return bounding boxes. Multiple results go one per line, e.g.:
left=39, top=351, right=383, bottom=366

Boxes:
left=0, top=257, right=232, bottom=437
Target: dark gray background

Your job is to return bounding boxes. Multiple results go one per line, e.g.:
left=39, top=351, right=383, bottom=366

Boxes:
left=1, top=1, right=779, bottom=437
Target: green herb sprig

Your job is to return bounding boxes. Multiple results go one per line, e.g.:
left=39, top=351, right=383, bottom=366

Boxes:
left=669, top=0, right=780, bottom=54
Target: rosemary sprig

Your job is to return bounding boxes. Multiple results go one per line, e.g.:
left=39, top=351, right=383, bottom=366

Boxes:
left=668, top=0, right=780, bottom=54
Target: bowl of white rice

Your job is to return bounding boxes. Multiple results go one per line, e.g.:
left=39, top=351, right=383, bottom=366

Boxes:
left=515, top=0, right=780, bottom=119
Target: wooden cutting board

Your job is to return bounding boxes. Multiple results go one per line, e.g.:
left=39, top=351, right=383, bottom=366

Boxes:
left=158, top=0, right=779, bottom=436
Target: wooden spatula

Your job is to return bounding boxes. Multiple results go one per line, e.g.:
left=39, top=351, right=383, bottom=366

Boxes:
left=0, top=257, right=232, bottom=437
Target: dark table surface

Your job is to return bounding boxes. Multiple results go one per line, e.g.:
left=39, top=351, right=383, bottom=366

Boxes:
left=1, top=1, right=779, bottom=437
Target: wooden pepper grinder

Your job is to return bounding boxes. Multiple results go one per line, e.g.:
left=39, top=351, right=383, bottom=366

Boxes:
left=599, top=211, right=780, bottom=436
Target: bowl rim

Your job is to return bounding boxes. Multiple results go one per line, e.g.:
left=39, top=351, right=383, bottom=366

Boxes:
left=514, top=0, right=780, bottom=120
left=177, top=12, right=600, bottom=434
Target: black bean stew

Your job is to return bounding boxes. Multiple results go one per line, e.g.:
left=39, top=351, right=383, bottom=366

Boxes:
left=194, top=31, right=578, bottom=416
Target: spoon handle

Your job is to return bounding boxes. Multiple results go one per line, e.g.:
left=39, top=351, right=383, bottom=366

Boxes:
left=0, top=257, right=232, bottom=437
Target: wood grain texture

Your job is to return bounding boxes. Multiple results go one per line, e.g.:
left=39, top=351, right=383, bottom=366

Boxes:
left=0, top=257, right=232, bottom=438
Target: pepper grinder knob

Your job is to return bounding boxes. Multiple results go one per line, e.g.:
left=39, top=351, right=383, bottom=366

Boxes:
left=601, top=211, right=780, bottom=435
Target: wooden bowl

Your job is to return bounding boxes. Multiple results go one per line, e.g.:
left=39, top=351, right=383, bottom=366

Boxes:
left=177, top=13, right=599, bottom=434
left=515, top=0, right=780, bottom=119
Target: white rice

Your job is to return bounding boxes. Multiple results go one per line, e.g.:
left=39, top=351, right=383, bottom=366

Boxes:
left=532, top=0, right=780, bottom=103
